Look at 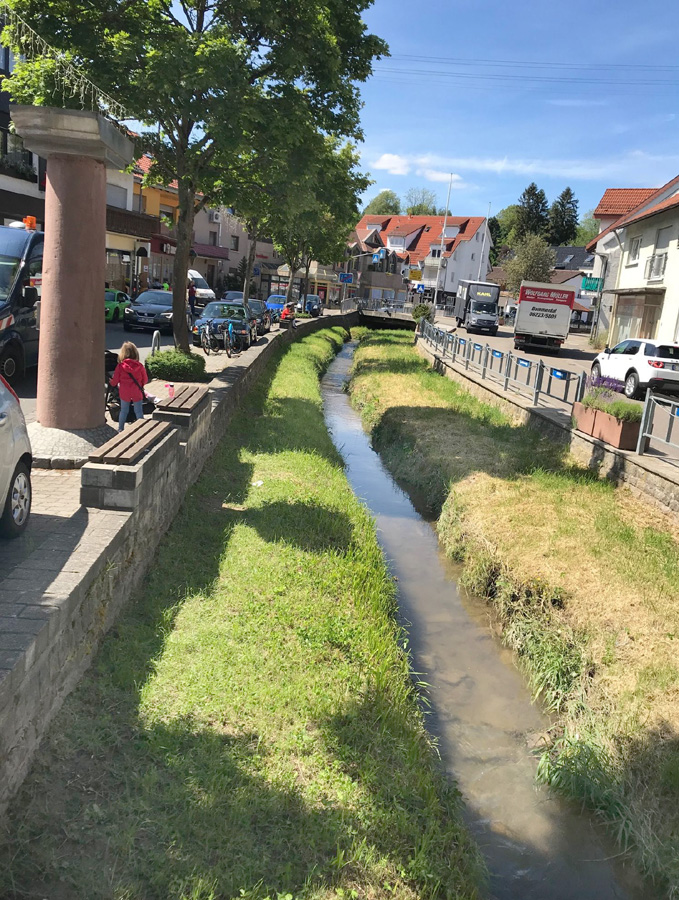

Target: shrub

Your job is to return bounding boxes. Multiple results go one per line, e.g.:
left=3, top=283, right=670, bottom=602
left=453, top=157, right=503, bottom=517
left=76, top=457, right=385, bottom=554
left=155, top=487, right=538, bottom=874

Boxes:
left=412, top=303, right=434, bottom=323
left=146, top=348, right=207, bottom=382
left=581, top=386, right=642, bottom=423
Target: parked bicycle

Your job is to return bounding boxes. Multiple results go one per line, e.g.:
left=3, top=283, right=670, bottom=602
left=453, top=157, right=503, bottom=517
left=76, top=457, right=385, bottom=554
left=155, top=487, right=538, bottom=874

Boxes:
left=219, top=320, right=243, bottom=355
left=200, top=319, right=222, bottom=355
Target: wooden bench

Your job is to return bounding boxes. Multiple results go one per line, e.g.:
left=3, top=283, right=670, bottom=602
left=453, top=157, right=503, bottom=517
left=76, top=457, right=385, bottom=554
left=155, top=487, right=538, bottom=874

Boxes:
left=155, top=384, right=209, bottom=413
left=88, top=419, right=173, bottom=466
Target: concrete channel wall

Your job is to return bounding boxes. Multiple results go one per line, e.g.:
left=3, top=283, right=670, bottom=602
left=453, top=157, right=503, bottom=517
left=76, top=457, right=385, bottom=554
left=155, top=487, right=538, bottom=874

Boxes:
left=415, top=337, right=679, bottom=517
left=0, top=313, right=359, bottom=816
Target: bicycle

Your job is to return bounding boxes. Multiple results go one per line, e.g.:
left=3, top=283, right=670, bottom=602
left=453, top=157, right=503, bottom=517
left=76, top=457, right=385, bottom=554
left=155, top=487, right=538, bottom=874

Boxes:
left=200, top=319, right=222, bottom=355
left=218, top=321, right=243, bottom=356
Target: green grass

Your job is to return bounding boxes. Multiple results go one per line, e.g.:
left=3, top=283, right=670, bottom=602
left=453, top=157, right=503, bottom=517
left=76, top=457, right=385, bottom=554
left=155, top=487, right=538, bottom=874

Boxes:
left=348, top=329, right=679, bottom=897
left=0, top=327, right=482, bottom=900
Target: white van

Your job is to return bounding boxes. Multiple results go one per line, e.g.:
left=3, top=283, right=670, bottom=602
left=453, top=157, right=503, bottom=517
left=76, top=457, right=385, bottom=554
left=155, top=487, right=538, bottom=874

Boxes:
left=188, top=269, right=215, bottom=305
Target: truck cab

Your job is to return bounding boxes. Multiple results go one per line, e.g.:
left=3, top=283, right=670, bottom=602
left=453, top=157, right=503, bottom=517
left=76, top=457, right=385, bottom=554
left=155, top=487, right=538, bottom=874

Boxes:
left=453, top=281, right=500, bottom=335
left=0, top=222, right=43, bottom=383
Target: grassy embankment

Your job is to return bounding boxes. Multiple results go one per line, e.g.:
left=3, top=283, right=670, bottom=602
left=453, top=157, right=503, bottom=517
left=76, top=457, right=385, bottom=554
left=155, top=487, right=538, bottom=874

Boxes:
left=349, top=329, right=679, bottom=897
left=0, top=327, right=482, bottom=900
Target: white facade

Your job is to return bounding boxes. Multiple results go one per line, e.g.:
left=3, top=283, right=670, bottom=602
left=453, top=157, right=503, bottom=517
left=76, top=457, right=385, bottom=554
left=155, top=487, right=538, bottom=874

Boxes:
left=419, top=223, right=491, bottom=295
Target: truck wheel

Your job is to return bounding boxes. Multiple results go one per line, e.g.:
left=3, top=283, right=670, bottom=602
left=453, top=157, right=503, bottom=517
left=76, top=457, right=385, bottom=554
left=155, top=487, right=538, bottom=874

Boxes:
left=514, top=342, right=520, bottom=351
left=490, top=328, right=498, bottom=336
left=0, top=345, right=22, bottom=384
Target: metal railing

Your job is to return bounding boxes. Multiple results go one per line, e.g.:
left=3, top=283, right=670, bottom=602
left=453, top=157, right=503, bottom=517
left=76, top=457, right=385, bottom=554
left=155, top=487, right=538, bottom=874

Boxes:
left=637, top=390, right=679, bottom=457
left=420, top=320, right=586, bottom=409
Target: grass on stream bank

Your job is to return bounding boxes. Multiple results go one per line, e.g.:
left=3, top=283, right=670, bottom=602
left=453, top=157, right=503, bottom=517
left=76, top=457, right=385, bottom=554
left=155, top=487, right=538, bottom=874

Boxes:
left=0, top=327, right=482, bottom=900
left=349, top=329, right=679, bottom=898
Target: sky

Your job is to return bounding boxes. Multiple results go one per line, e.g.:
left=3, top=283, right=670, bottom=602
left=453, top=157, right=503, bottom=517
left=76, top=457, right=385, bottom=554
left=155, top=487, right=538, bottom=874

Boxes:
left=358, top=0, right=679, bottom=221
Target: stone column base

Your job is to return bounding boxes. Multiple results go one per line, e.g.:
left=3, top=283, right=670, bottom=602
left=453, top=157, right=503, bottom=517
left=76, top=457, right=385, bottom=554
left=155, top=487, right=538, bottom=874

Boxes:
left=28, top=421, right=117, bottom=469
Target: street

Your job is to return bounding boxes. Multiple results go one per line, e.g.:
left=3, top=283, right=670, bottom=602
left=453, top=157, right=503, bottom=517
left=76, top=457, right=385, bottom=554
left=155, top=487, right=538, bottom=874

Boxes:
left=434, top=312, right=598, bottom=378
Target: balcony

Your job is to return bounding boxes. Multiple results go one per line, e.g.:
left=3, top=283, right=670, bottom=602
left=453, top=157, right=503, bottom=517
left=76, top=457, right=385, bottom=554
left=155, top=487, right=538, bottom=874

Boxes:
left=645, top=252, right=668, bottom=283
left=106, top=206, right=160, bottom=240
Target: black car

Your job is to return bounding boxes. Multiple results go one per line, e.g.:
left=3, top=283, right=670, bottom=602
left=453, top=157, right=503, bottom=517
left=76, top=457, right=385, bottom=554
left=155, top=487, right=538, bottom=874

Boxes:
left=192, top=300, right=258, bottom=348
left=247, top=299, right=272, bottom=335
left=123, top=290, right=180, bottom=334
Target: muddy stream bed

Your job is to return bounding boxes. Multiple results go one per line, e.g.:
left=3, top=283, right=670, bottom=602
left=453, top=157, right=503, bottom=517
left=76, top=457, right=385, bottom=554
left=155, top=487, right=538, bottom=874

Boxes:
left=322, top=343, right=649, bottom=900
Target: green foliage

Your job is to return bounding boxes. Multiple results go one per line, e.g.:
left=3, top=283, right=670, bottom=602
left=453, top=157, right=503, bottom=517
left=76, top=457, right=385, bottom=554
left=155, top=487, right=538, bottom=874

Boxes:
left=146, top=348, right=207, bottom=382
left=504, top=234, right=555, bottom=295
left=492, top=204, right=522, bottom=254
left=3, top=0, right=387, bottom=348
left=548, top=187, right=579, bottom=246
left=411, top=303, right=434, bottom=323
left=404, top=187, right=438, bottom=216
left=515, top=183, right=549, bottom=241
left=576, top=211, right=600, bottom=246
left=363, top=189, right=401, bottom=216
left=581, top=389, right=643, bottom=423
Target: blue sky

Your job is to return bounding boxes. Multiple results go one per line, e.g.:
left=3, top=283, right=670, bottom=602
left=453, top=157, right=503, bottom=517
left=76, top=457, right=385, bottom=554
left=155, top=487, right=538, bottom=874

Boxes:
left=358, top=0, right=679, bottom=220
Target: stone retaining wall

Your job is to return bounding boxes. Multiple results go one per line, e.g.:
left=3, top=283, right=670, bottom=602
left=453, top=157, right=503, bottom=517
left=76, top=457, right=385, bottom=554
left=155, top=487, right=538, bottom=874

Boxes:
left=0, top=315, right=358, bottom=816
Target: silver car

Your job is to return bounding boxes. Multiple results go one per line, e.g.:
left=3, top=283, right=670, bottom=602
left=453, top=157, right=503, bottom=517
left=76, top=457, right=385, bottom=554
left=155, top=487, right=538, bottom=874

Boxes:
left=0, top=376, right=32, bottom=537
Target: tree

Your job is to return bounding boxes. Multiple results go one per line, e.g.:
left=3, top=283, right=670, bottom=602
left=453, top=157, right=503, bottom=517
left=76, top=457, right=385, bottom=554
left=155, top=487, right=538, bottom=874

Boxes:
left=575, top=211, right=600, bottom=246
left=493, top=204, right=521, bottom=251
left=504, top=235, right=555, bottom=295
left=4, top=0, right=387, bottom=350
left=363, top=190, right=400, bottom=216
left=548, top=187, right=579, bottom=246
left=488, top=216, right=502, bottom=265
left=515, top=183, right=549, bottom=241
left=404, top=187, right=438, bottom=215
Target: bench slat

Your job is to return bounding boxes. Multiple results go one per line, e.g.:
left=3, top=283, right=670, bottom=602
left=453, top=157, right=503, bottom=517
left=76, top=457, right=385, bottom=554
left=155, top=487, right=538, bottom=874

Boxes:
left=115, top=421, right=172, bottom=465
left=89, top=419, right=148, bottom=463
left=165, top=385, right=199, bottom=410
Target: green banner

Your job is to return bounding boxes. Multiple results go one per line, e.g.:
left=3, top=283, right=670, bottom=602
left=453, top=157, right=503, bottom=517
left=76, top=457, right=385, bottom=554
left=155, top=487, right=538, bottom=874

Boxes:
left=581, top=276, right=602, bottom=291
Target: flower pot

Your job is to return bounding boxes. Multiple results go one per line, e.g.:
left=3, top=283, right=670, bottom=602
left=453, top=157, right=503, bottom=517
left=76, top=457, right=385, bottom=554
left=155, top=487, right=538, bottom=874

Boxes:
left=572, top=401, right=597, bottom=436
left=591, top=408, right=640, bottom=450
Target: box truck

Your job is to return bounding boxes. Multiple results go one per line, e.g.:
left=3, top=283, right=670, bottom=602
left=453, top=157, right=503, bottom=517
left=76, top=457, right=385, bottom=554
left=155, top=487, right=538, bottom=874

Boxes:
left=453, top=280, right=500, bottom=334
left=513, top=281, right=575, bottom=354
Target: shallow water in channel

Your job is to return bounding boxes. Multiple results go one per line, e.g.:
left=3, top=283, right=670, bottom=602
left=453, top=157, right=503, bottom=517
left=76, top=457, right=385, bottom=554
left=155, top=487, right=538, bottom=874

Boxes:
left=322, top=342, right=648, bottom=900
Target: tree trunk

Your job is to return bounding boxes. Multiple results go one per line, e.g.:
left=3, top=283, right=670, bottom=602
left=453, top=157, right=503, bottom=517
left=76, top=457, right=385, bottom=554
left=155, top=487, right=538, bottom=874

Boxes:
left=285, top=255, right=299, bottom=302
left=173, top=180, right=196, bottom=352
left=302, top=255, right=311, bottom=303
left=243, top=219, right=258, bottom=301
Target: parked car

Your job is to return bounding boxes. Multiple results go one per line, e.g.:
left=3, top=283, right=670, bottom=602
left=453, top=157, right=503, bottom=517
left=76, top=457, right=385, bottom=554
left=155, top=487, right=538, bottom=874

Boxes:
left=188, top=269, right=215, bottom=306
left=192, top=300, right=258, bottom=349
left=0, top=374, right=31, bottom=538
left=296, top=294, right=323, bottom=317
left=123, top=290, right=180, bottom=334
left=591, top=339, right=679, bottom=399
left=105, top=289, right=131, bottom=323
left=0, top=223, right=42, bottom=384
left=247, top=298, right=272, bottom=334
left=222, top=290, right=244, bottom=302
left=266, top=294, right=287, bottom=313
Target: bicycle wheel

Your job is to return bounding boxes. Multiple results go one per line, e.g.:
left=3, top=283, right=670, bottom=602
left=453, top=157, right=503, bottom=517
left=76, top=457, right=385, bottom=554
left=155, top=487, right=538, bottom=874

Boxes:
left=231, top=333, right=243, bottom=353
left=201, top=331, right=211, bottom=355
left=223, top=334, right=232, bottom=357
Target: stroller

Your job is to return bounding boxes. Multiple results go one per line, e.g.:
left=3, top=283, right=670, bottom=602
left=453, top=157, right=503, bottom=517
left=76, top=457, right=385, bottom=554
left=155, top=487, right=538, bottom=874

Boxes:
left=105, top=349, right=156, bottom=424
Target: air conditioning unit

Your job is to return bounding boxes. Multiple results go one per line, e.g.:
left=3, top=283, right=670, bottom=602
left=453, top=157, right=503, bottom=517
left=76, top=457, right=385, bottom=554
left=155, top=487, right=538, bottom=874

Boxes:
left=209, top=211, right=221, bottom=223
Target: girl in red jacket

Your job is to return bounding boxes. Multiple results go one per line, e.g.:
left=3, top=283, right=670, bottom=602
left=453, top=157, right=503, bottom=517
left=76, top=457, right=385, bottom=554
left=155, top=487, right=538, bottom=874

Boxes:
left=110, top=342, right=148, bottom=432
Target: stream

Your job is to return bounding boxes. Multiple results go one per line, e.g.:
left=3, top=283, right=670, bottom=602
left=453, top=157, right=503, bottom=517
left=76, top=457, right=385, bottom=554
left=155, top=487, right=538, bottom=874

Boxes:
left=322, top=343, right=647, bottom=900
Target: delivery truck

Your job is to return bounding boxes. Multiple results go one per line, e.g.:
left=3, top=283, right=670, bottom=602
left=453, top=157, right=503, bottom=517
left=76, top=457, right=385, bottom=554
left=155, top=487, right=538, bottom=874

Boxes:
left=513, top=281, right=575, bottom=354
left=453, top=280, right=500, bottom=334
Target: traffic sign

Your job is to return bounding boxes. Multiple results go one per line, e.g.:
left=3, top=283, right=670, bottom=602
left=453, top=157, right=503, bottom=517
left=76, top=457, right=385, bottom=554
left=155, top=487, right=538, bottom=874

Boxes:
left=253, top=265, right=261, bottom=276
left=416, top=284, right=425, bottom=293
left=582, top=276, right=602, bottom=291
left=372, top=253, right=380, bottom=264
left=379, top=248, right=386, bottom=260
left=409, top=269, right=422, bottom=280
left=339, top=272, right=353, bottom=284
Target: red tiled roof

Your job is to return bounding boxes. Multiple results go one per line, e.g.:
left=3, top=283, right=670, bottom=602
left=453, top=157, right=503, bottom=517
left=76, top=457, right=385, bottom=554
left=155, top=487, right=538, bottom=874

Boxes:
left=355, top=214, right=486, bottom=267
left=593, top=188, right=656, bottom=217
left=134, top=154, right=179, bottom=191
left=618, top=192, right=679, bottom=227
left=389, top=223, right=425, bottom=237
left=193, top=242, right=229, bottom=260
left=550, top=269, right=583, bottom=284
left=587, top=175, right=679, bottom=251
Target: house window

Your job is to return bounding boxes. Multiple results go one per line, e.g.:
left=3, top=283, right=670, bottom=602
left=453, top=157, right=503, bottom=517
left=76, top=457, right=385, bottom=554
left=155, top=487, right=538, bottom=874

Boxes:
left=208, top=230, right=217, bottom=246
left=471, top=253, right=475, bottom=261
left=230, top=235, right=239, bottom=251
left=431, top=248, right=441, bottom=259
left=627, top=236, right=642, bottom=265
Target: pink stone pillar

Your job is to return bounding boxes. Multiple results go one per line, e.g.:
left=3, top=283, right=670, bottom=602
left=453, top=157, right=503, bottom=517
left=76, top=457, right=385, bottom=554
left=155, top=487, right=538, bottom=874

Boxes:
left=11, top=107, right=133, bottom=434
left=37, top=154, right=107, bottom=428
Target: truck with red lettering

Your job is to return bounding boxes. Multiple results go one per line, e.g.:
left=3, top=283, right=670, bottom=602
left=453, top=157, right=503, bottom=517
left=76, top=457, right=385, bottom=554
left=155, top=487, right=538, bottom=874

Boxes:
left=513, top=281, right=575, bottom=355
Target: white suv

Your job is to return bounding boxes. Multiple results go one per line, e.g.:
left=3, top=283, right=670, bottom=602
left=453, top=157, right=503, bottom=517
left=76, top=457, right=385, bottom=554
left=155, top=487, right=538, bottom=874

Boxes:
left=592, top=339, right=679, bottom=399
left=0, top=375, right=32, bottom=537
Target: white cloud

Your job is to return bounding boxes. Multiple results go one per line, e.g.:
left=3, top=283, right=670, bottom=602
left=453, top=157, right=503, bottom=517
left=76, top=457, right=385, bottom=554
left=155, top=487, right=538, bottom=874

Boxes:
left=415, top=168, right=466, bottom=185
left=373, top=153, right=411, bottom=176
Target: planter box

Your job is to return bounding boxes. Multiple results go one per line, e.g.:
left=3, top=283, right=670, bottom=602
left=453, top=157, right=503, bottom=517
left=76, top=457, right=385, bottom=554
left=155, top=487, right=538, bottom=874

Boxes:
left=572, top=401, right=640, bottom=451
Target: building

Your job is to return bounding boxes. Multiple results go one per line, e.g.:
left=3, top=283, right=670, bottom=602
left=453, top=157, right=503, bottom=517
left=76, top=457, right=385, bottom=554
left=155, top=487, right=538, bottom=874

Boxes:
left=588, top=179, right=679, bottom=345
left=350, top=213, right=490, bottom=304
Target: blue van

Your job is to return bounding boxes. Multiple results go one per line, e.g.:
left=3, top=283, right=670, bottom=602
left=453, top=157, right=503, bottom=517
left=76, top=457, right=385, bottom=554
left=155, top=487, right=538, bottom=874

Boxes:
left=0, top=224, right=42, bottom=383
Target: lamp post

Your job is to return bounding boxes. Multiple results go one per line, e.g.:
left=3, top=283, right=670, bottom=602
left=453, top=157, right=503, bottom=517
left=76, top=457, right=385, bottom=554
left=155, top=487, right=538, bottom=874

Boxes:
left=433, top=173, right=454, bottom=308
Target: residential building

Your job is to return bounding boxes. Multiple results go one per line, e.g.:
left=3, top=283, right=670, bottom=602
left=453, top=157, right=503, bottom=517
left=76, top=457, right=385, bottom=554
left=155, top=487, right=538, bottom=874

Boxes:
left=588, top=178, right=679, bottom=345
left=351, top=213, right=491, bottom=303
